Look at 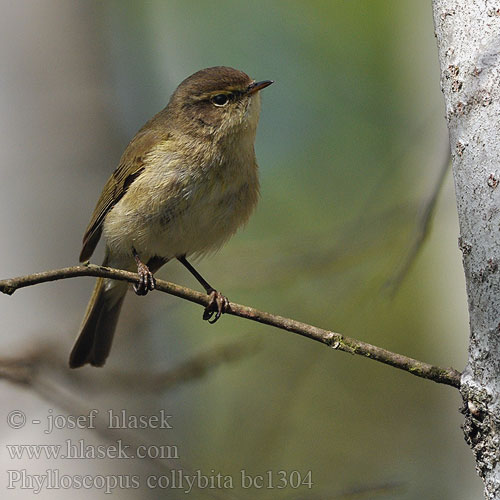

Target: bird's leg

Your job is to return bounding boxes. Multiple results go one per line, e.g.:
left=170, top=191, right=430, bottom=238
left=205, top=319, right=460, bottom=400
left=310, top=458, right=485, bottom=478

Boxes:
left=177, top=255, right=228, bottom=323
left=132, top=248, right=156, bottom=296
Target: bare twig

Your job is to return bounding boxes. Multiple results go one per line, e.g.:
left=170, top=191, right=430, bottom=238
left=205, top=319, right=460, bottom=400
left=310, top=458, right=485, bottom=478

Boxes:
left=0, top=264, right=461, bottom=388
left=9, top=370, right=237, bottom=499
left=0, top=353, right=40, bottom=386
left=76, top=338, right=262, bottom=392
left=0, top=344, right=250, bottom=500
left=386, top=148, right=451, bottom=293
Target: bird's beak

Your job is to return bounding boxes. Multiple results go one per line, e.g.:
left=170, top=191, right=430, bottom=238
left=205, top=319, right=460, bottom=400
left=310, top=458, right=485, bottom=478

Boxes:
left=247, top=80, right=274, bottom=95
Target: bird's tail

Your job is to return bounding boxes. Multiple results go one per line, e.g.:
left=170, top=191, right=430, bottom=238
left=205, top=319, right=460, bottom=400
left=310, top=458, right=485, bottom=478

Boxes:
left=69, top=274, right=127, bottom=368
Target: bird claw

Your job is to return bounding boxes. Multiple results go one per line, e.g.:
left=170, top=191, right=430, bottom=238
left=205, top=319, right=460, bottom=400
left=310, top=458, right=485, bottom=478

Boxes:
left=203, top=290, right=229, bottom=324
left=133, top=262, right=156, bottom=296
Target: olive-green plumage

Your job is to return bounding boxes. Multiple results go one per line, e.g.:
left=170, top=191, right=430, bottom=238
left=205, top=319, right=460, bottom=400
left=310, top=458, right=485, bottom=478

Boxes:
left=70, top=66, right=272, bottom=368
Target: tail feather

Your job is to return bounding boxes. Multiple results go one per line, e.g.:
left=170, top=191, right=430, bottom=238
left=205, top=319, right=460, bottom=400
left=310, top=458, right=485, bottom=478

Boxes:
left=69, top=277, right=127, bottom=368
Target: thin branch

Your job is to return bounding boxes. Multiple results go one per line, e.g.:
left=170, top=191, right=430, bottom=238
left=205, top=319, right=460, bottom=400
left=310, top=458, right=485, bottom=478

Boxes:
left=385, top=148, right=451, bottom=294
left=0, top=264, right=461, bottom=388
left=74, top=338, right=262, bottom=392
left=0, top=353, right=39, bottom=386
left=0, top=349, right=239, bottom=500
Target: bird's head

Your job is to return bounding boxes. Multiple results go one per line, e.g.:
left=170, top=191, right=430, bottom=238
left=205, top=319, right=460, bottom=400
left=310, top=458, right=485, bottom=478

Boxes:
left=168, top=66, right=273, bottom=139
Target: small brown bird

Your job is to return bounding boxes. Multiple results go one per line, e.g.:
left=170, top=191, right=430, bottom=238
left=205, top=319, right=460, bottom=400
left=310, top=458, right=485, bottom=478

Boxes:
left=69, top=66, right=273, bottom=368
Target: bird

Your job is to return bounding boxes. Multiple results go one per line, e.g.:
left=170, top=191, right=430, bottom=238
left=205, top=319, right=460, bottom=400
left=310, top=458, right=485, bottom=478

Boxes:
left=69, top=66, right=273, bottom=368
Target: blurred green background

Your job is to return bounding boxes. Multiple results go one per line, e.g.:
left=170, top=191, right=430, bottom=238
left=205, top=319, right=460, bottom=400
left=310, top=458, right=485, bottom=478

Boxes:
left=0, top=1, right=480, bottom=499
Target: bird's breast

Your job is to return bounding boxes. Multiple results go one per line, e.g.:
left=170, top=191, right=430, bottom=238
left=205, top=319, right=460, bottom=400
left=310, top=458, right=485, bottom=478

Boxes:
left=103, top=145, right=259, bottom=262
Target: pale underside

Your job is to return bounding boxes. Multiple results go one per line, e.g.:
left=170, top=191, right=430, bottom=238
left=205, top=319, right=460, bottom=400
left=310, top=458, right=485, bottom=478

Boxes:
left=102, top=95, right=261, bottom=272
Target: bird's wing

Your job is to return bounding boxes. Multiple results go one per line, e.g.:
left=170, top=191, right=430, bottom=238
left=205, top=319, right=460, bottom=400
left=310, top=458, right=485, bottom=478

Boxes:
left=79, top=129, right=168, bottom=262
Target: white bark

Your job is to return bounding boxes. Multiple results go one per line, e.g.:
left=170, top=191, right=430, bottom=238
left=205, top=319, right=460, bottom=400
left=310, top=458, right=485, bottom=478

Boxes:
left=432, top=2, right=500, bottom=498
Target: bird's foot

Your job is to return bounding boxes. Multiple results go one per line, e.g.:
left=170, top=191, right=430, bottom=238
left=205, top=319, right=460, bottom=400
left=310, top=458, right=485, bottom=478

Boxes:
left=203, top=289, right=229, bottom=324
left=133, top=261, right=156, bottom=296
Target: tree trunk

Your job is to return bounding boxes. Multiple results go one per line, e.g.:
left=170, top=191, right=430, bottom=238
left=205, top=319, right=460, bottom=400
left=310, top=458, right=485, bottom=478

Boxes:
left=432, top=2, right=500, bottom=498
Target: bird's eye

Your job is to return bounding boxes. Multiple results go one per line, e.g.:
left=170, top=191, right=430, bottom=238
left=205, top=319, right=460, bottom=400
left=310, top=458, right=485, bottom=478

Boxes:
left=211, top=94, right=230, bottom=107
